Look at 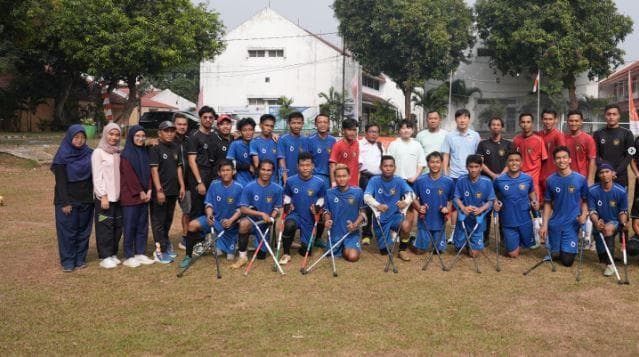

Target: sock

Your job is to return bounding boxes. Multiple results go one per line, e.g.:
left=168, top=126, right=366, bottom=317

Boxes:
left=238, top=233, right=249, bottom=252
left=283, top=235, right=293, bottom=255
left=227, top=253, right=235, bottom=260
left=239, top=251, right=247, bottom=259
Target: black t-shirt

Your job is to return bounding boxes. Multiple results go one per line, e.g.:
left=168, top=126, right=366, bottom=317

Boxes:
left=476, top=138, right=514, bottom=177
left=593, top=126, right=635, bottom=180
left=176, top=134, right=190, bottom=187
left=149, top=141, right=182, bottom=197
left=52, top=164, right=94, bottom=205
left=209, top=130, right=231, bottom=179
left=187, top=130, right=215, bottom=185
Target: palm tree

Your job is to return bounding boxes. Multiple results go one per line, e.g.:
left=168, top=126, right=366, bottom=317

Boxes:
left=412, top=84, right=448, bottom=118
left=450, top=79, right=482, bottom=107
left=277, top=96, right=294, bottom=121
left=318, top=87, right=353, bottom=129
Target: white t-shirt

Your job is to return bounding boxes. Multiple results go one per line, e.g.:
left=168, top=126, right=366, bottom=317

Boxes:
left=415, top=128, right=447, bottom=173
left=387, top=138, right=427, bottom=179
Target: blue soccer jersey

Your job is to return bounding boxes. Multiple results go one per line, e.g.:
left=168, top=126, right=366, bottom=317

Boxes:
left=325, top=186, right=365, bottom=250
left=588, top=183, right=628, bottom=222
left=249, top=136, right=279, bottom=181
left=283, top=174, right=327, bottom=245
left=277, top=133, right=307, bottom=177
left=226, top=139, right=253, bottom=186
left=493, top=172, right=534, bottom=227
left=413, top=174, right=454, bottom=231
left=364, top=175, right=414, bottom=224
left=544, top=172, right=588, bottom=225
left=239, top=180, right=283, bottom=215
left=306, top=132, right=336, bottom=177
left=201, top=180, right=243, bottom=253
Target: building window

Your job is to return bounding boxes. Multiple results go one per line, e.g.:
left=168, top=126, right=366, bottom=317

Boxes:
left=265, top=77, right=270, bottom=83
left=363, top=75, right=380, bottom=90
left=248, top=98, right=280, bottom=106
left=477, top=48, right=494, bottom=57
left=248, top=49, right=284, bottom=58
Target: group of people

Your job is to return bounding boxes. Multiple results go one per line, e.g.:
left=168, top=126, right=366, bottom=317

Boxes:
left=52, top=103, right=638, bottom=278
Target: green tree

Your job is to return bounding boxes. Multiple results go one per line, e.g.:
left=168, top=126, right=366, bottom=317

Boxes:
left=334, top=0, right=474, bottom=119
left=412, top=84, right=449, bottom=119
left=51, top=0, right=225, bottom=122
left=278, top=96, right=295, bottom=121
left=578, top=95, right=610, bottom=121
left=476, top=0, right=633, bottom=110
left=144, top=61, right=200, bottom=103
left=318, top=87, right=353, bottom=128
left=478, top=99, right=506, bottom=128
left=371, top=99, right=400, bottom=135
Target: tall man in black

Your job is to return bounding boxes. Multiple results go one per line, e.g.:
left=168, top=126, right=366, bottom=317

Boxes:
left=174, top=113, right=192, bottom=250
left=593, top=104, right=635, bottom=188
left=185, top=106, right=217, bottom=258
left=209, top=114, right=233, bottom=179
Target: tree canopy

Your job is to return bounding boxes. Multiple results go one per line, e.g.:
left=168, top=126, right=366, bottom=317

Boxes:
left=475, top=0, right=633, bottom=110
left=334, top=0, right=475, bottom=119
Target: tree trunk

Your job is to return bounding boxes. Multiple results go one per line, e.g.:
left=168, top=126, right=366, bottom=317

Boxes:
left=120, top=76, right=138, bottom=127
left=403, top=86, right=412, bottom=120
left=567, top=76, right=578, bottom=111
left=54, top=78, right=73, bottom=127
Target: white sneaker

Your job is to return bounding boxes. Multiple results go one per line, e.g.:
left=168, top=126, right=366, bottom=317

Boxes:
left=135, top=254, right=155, bottom=265
left=226, top=253, right=235, bottom=261
left=100, top=257, right=117, bottom=269
left=111, top=255, right=121, bottom=265
left=123, top=257, right=141, bottom=268
left=279, top=254, right=292, bottom=265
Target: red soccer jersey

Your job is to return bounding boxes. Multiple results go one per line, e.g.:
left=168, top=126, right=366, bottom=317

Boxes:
left=565, top=131, right=596, bottom=178
left=329, top=138, right=360, bottom=187
left=538, top=128, right=566, bottom=179
left=513, top=133, right=548, bottom=198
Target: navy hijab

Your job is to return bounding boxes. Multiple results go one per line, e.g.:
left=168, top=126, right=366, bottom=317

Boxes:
left=121, top=125, right=150, bottom=190
left=51, top=124, right=93, bottom=182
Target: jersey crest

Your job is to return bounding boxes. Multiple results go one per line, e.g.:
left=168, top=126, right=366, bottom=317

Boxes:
left=568, top=184, right=576, bottom=193
left=519, top=183, right=526, bottom=191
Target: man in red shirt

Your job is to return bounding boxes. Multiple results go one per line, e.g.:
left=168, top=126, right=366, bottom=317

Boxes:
left=512, top=113, right=547, bottom=198
left=564, top=110, right=596, bottom=185
left=330, top=118, right=360, bottom=187
left=537, top=109, right=566, bottom=198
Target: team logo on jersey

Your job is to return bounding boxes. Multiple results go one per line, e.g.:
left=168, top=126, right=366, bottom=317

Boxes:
left=576, top=144, right=583, bottom=152
left=307, top=189, right=314, bottom=197
left=253, top=195, right=260, bottom=201
left=610, top=200, right=617, bottom=207
left=352, top=152, right=357, bottom=157
left=243, top=153, right=248, bottom=158
left=261, top=148, right=267, bottom=154
left=600, top=138, right=606, bottom=144
left=173, top=153, right=178, bottom=160
left=613, top=139, right=620, bottom=146
left=464, top=191, right=470, bottom=197
left=227, top=197, right=234, bottom=204
left=503, top=184, right=510, bottom=191
left=299, top=147, right=304, bottom=153
left=476, top=192, right=482, bottom=199
left=437, top=188, right=444, bottom=196
left=629, top=147, right=636, bottom=155
left=568, top=184, right=576, bottom=193
left=597, top=200, right=603, bottom=206
left=499, top=149, right=506, bottom=157
left=216, top=196, right=222, bottom=201
left=293, top=188, right=299, bottom=194
left=271, top=148, right=276, bottom=154
left=289, top=146, right=294, bottom=152
left=203, top=144, right=208, bottom=150
left=327, top=148, right=332, bottom=154
left=555, top=187, right=561, bottom=193
left=343, top=152, right=348, bottom=158
left=389, top=188, right=396, bottom=195
left=377, top=188, right=383, bottom=194
left=518, top=183, right=526, bottom=191
left=162, top=153, right=168, bottom=160
left=425, top=189, right=431, bottom=195
left=317, top=148, right=322, bottom=154
left=570, top=241, right=576, bottom=248
left=347, top=197, right=355, bottom=205
left=334, top=197, right=339, bottom=203
left=486, top=150, right=491, bottom=155
left=266, top=196, right=273, bottom=203
left=527, top=147, right=532, bottom=154
left=222, top=146, right=227, bottom=152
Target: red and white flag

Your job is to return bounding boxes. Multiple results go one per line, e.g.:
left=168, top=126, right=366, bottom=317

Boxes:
left=532, top=71, right=540, bottom=93
left=629, top=71, right=639, bottom=135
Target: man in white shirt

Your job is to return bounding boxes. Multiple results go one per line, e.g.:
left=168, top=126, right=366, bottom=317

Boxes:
left=387, top=119, right=426, bottom=260
left=416, top=111, right=448, bottom=173
left=358, top=123, right=385, bottom=245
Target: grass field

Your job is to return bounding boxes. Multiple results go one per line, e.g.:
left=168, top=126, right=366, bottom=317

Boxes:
left=1, top=155, right=639, bottom=355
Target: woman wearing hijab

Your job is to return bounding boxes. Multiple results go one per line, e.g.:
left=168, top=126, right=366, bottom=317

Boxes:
left=52, top=125, right=94, bottom=272
left=120, top=125, right=155, bottom=267
left=92, top=122, right=123, bottom=269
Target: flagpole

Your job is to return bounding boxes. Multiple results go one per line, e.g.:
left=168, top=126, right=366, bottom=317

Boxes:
left=536, top=69, right=541, bottom=132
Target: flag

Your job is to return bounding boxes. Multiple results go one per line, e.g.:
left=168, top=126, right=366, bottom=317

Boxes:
left=532, top=71, right=540, bottom=93
left=629, top=71, right=639, bottom=135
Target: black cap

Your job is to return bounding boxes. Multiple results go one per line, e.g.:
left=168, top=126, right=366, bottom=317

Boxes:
left=159, top=120, right=176, bottom=130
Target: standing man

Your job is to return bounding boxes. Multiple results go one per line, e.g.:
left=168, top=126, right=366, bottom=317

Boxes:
left=442, top=109, right=481, bottom=243
left=210, top=114, right=233, bottom=180
left=250, top=114, right=279, bottom=183
left=415, top=110, right=448, bottom=172
left=477, top=117, right=513, bottom=180
left=593, top=104, right=635, bottom=188
left=539, top=146, right=589, bottom=267
left=173, top=113, right=191, bottom=250
left=512, top=113, right=547, bottom=199
left=387, top=119, right=426, bottom=184
left=537, top=109, right=566, bottom=198
left=493, top=151, right=539, bottom=258
left=565, top=110, right=597, bottom=185
left=358, top=123, right=384, bottom=246
left=226, top=117, right=256, bottom=186
left=306, top=113, right=336, bottom=187
left=329, top=118, right=360, bottom=188
left=278, top=111, right=307, bottom=185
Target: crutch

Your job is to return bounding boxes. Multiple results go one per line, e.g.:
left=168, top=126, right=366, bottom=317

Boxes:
left=576, top=223, right=587, bottom=282
left=421, top=228, right=447, bottom=272
left=371, top=211, right=398, bottom=273
left=244, top=217, right=285, bottom=276
left=523, top=210, right=557, bottom=275
left=273, top=210, right=288, bottom=272
left=327, top=230, right=338, bottom=277
left=620, top=231, right=630, bottom=284
left=597, top=232, right=621, bottom=283
left=176, top=228, right=225, bottom=278
left=494, top=211, right=501, bottom=272
left=446, top=211, right=485, bottom=273
left=300, top=210, right=322, bottom=273
left=302, top=230, right=352, bottom=275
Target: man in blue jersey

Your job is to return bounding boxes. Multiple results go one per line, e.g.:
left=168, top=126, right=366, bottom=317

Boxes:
left=306, top=113, right=336, bottom=186
left=411, top=151, right=454, bottom=254
left=231, top=159, right=283, bottom=269
left=182, top=160, right=242, bottom=268
left=588, top=163, right=629, bottom=276
left=278, top=111, right=307, bottom=185
left=324, top=164, right=366, bottom=262
left=227, top=117, right=256, bottom=186
left=539, top=146, right=589, bottom=267
left=250, top=114, right=279, bottom=183
left=279, top=152, right=327, bottom=264
left=453, top=154, right=495, bottom=258
left=493, top=151, right=539, bottom=258
left=364, top=155, right=414, bottom=261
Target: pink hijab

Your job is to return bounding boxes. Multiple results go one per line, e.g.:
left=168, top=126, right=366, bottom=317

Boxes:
left=98, top=123, right=121, bottom=154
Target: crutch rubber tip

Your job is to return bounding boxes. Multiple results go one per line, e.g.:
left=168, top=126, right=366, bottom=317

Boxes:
left=300, top=268, right=307, bottom=275
left=177, top=273, right=183, bottom=278
left=551, top=267, right=557, bottom=272
left=392, top=268, right=398, bottom=274
left=496, top=267, right=501, bottom=272
left=333, top=272, right=338, bottom=277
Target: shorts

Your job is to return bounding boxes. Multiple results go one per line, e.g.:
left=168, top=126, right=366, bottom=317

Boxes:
left=286, top=215, right=315, bottom=245
left=328, top=231, right=361, bottom=257
left=631, top=180, right=639, bottom=218
left=502, top=220, right=534, bottom=252
left=593, top=221, right=619, bottom=257
left=179, top=190, right=191, bottom=214
left=548, top=219, right=580, bottom=254
left=196, top=215, right=238, bottom=254
left=372, top=213, right=403, bottom=250
left=453, top=219, right=485, bottom=251
left=414, top=227, right=446, bottom=252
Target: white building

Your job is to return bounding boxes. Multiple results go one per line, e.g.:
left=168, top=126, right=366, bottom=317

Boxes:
left=200, top=8, right=412, bottom=131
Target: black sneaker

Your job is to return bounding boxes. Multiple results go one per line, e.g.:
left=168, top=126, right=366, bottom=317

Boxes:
left=379, top=248, right=388, bottom=255
left=256, top=250, right=267, bottom=260
left=299, top=245, right=310, bottom=257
